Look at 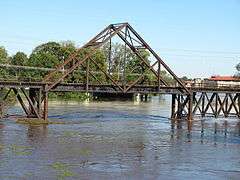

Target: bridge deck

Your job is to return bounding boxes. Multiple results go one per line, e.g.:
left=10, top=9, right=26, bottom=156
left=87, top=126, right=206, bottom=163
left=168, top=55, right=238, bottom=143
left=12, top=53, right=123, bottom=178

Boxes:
left=0, top=81, right=239, bottom=94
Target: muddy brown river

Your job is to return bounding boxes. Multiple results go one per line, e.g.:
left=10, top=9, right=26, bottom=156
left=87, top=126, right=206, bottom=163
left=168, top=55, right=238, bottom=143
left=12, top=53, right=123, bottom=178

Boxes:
left=0, top=95, right=240, bottom=180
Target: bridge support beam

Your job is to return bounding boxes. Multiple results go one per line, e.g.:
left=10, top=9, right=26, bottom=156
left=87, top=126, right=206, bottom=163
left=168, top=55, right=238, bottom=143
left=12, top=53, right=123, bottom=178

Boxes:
left=1, top=87, right=49, bottom=120
left=171, top=94, right=176, bottom=119
left=42, top=85, right=49, bottom=121
left=29, top=88, right=37, bottom=115
left=171, top=92, right=240, bottom=120
left=43, top=91, right=48, bottom=121
left=187, top=93, right=193, bottom=121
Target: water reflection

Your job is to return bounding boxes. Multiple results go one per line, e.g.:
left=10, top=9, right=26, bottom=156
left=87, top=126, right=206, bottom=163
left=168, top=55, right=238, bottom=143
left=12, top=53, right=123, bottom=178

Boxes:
left=170, top=118, right=240, bottom=146
left=0, top=121, right=4, bottom=154
left=1, top=97, right=240, bottom=179
left=27, top=125, right=48, bottom=146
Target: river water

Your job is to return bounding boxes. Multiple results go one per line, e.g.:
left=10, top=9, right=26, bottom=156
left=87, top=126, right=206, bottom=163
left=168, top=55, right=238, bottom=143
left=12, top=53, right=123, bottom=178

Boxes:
left=0, top=95, right=240, bottom=180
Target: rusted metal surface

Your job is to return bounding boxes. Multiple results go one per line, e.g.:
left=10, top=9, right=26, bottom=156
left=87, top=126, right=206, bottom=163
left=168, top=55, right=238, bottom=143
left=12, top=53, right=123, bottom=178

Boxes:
left=1, top=81, right=240, bottom=120
left=171, top=92, right=240, bottom=120
left=0, top=81, right=240, bottom=93
left=20, top=88, right=41, bottom=119
left=43, top=23, right=127, bottom=86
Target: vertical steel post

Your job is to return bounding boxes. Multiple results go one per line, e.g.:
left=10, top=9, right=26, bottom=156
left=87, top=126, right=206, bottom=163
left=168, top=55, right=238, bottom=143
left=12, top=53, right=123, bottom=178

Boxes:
left=43, top=85, right=48, bottom=121
left=214, top=93, right=218, bottom=118
left=225, top=93, right=229, bottom=117
left=201, top=93, right=205, bottom=117
left=86, top=59, right=89, bottom=92
left=38, top=88, right=42, bottom=115
left=29, top=88, right=37, bottom=116
left=144, top=94, right=148, bottom=101
left=158, top=61, right=161, bottom=92
left=123, top=26, right=127, bottom=90
left=188, top=93, right=193, bottom=121
left=108, top=37, right=112, bottom=74
left=171, top=94, right=176, bottom=118
left=238, top=93, right=240, bottom=117
left=177, top=94, right=182, bottom=119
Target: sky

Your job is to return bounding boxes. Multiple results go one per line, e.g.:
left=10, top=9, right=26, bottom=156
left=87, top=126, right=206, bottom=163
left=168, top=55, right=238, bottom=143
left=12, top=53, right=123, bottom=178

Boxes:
left=0, top=0, right=240, bottom=78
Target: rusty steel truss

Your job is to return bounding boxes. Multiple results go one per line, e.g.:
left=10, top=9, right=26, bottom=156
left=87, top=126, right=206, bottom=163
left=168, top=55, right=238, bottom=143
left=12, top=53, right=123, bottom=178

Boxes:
left=1, top=23, right=240, bottom=121
left=171, top=92, right=240, bottom=120
left=42, top=23, right=189, bottom=94
left=2, top=87, right=48, bottom=120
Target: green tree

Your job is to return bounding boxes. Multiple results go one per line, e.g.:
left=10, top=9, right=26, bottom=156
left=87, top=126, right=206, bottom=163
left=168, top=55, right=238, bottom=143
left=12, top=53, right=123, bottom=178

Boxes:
left=26, top=41, right=108, bottom=83
left=28, top=42, right=63, bottom=68
left=0, top=46, right=10, bottom=78
left=26, top=41, right=76, bottom=81
left=68, top=48, right=107, bottom=83
left=9, top=52, right=28, bottom=79
left=102, top=43, right=153, bottom=83
left=11, top=52, right=28, bottom=66
left=0, top=47, right=8, bottom=63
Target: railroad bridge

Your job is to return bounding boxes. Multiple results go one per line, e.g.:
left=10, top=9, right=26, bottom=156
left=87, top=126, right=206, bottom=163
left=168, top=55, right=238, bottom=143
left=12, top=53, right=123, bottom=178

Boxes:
left=0, top=23, right=239, bottom=120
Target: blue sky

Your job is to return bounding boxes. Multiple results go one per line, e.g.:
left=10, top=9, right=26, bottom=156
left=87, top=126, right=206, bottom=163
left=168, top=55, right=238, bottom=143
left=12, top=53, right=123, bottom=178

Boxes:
left=0, top=0, right=239, bottom=78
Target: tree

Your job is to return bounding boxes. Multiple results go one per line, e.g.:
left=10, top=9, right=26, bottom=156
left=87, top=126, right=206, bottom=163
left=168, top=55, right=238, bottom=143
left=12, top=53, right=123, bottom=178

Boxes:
left=0, top=46, right=10, bottom=78
left=102, top=43, right=155, bottom=84
left=26, top=41, right=77, bottom=81
left=67, top=47, right=107, bottom=83
left=28, top=42, right=63, bottom=68
left=11, top=52, right=28, bottom=66
left=8, top=52, right=28, bottom=79
left=25, top=41, right=108, bottom=83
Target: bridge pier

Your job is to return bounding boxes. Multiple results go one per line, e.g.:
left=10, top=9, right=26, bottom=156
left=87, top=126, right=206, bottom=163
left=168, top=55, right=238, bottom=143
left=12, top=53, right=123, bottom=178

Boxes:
left=1, top=87, right=49, bottom=120
left=171, top=93, right=193, bottom=120
left=188, top=93, right=193, bottom=120
left=43, top=90, right=48, bottom=121
left=29, top=88, right=38, bottom=115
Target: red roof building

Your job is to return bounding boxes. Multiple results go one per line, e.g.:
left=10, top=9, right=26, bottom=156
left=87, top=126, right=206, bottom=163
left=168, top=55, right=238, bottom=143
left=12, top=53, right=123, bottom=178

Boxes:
left=209, top=76, right=239, bottom=81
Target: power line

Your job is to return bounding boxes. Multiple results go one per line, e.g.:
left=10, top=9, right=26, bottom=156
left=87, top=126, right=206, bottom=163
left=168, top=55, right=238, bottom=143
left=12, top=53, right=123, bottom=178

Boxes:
left=159, top=48, right=240, bottom=55
left=160, top=53, right=237, bottom=60
left=1, top=35, right=239, bottom=55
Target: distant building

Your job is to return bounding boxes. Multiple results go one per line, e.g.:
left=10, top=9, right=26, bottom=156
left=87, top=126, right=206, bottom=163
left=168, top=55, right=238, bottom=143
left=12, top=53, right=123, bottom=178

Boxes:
left=205, top=76, right=240, bottom=87
left=184, top=78, right=203, bottom=87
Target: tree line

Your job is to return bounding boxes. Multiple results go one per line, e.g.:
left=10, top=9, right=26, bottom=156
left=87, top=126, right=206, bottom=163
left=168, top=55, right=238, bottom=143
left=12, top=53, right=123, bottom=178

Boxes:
left=0, top=41, right=175, bottom=86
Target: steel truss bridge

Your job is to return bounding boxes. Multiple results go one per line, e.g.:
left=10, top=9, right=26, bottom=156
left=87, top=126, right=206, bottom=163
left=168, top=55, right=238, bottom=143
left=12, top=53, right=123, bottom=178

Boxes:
left=0, top=23, right=240, bottom=120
